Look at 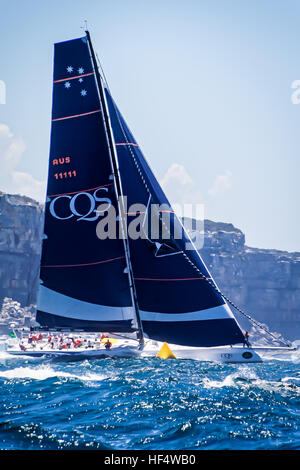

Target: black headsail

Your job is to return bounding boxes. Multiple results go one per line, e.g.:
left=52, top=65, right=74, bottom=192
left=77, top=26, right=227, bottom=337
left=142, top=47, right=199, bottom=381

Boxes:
left=36, top=34, right=141, bottom=336
left=103, top=86, right=246, bottom=348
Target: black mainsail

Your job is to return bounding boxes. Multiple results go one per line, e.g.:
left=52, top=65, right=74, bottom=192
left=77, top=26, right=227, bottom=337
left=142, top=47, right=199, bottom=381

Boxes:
left=36, top=32, right=246, bottom=348
left=36, top=35, right=140, bottom=336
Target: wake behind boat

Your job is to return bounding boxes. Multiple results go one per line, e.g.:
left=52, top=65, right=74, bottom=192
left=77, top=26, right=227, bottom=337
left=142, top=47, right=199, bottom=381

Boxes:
left=4, top=29, right=293, bottom=363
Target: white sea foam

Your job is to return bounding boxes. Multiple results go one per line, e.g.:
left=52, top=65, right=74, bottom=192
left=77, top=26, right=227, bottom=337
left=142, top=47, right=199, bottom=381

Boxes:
left=259, top=350, right=300, bottom=363
left=203, top=366, right=259, bottom=389
left=202, top=366, right=300, bottom=396
left=0, top=365, right=107, bottom=382
left=0, top=351, right=14, bottom=360
left=281, top=376, right=300, bottom=382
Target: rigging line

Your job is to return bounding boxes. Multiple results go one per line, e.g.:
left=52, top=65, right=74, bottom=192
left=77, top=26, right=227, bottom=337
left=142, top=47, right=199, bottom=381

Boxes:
left=220, top=293, right=291, bottom=347
left=181, top=251, right=291, bottom=347
left=95, top=51, right=110, bottom=90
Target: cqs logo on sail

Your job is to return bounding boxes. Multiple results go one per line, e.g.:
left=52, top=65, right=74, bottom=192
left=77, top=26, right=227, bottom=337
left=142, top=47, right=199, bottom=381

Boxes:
left=49, top=187, right=111, bottom=221
left=0, top=80, right=6, bottom=104
left=48, top=187, right=205, bottom=249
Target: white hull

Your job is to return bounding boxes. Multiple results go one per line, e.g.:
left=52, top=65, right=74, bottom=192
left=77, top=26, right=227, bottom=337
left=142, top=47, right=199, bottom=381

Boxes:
left=5, top=332, right=296, bottom=363
left=3, top=336, right=266, bottom=363
left=5, top=347, right=140, bottom=359
left=143, top=342, right=263, bottom=363
left=5, top=345, right=141, bottom=358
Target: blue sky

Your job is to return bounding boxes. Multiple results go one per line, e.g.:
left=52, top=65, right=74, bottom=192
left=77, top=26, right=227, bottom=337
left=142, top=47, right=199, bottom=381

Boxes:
left=0, top=0, right=299, bottom=252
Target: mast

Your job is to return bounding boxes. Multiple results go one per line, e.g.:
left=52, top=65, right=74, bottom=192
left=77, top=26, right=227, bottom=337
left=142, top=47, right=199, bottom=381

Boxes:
left=85, top=30, right=144, bottom=348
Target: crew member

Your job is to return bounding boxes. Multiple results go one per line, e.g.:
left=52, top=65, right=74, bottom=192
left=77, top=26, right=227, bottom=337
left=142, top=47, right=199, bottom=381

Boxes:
left=244, top=331, right=250, bottom=347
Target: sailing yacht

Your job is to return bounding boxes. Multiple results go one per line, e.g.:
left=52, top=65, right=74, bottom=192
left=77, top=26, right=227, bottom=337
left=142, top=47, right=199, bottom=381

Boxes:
left=7, top=31, right=266, bottom=362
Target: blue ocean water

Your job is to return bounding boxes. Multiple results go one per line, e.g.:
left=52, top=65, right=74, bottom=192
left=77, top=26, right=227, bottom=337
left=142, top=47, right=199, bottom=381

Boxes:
left=0, top=353, right=299, bottom=450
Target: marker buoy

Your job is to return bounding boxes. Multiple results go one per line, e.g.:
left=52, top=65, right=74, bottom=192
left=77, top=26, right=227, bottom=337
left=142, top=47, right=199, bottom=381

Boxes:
left=157, top=342, right=176, bottom=359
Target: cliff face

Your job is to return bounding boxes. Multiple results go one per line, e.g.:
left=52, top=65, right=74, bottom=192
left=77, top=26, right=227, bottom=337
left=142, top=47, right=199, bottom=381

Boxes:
left=0, top=192, right=43, bottom=306
left=0, top=193, right=299, bottom=340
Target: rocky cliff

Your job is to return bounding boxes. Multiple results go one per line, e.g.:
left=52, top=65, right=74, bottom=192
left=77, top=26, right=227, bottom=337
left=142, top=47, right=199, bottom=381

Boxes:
left=0, top=192, right=43, bottom=306
left=0, top=193, right=299, bottom=341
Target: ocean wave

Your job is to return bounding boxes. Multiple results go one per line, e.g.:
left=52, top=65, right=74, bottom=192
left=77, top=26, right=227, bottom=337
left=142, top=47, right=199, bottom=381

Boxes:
left=0, top=358, right=299, bottom=450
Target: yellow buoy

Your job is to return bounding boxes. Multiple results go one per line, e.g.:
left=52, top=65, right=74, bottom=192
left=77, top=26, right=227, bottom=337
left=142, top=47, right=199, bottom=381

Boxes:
left=157, top=342, right=177, bottom=359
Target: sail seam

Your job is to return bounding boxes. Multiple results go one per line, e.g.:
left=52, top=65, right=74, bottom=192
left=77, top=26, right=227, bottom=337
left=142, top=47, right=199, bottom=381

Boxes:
left=52, top=109, right=101, bottom=122
left=115, top=142, right=138, bottom=147
left=54, top=72, right=94, bottom=83
left=41, top=255, right=125, bottom=268
left=134, top=277, right=211, bottom=281
left=47, top=182, right=113, bottom=198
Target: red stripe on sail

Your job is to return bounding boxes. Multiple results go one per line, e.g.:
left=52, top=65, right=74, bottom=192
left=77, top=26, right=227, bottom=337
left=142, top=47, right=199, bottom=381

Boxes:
left=47, top=183, right=113, bottom=198
left=41, top=256, right=125, bottom=269
left=134, top=277, right=211, bottom=281
left=52, top=109, right=101, bottom=122
left=115, top=143, right=139, bottom=146
left=54, top=72, right=94, bottom=83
